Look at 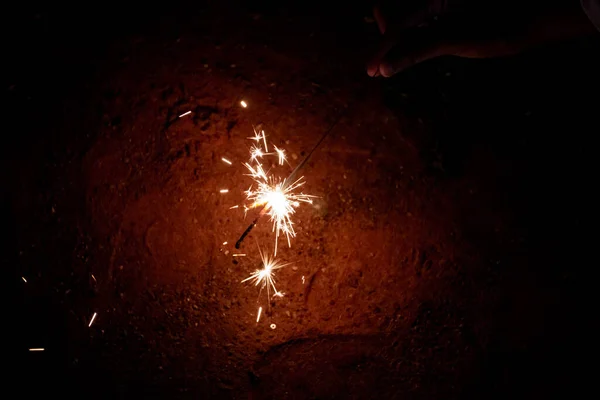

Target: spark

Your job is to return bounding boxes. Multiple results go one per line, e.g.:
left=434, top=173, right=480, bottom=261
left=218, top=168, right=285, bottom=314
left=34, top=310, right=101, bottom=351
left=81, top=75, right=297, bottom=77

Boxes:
left=302, top=276, right=305, bottom=284
left=242, top=246, right=289, bottom=303
left=270, top=324, right=276, bottom=329
left=274, top=291, right=284, bottom=297
left=240, top=100, right=248, bottom=108
left=247, top=127, right=263, bottom=143
left=221, top=157, right=232, bottom=165
left=88, top=312, right=97, bottom=327
left=179, top=111, right=192, bottom=118
left=256, top=306, right=262, bottom=322
left=29, top=348, right=44, bottom=352
left=273, top=145, right=286, bottom=165
left=222, top=241, right=228, bottom=245
left=261, top=130, right=268, bottom=152
left=233, top=253, right=247, bottom=257
left=91, top=274, right=96, bottom=282
left=22, top=277, right=27, bottom=283
left=250, top=145, right=265, bottom=161
left=229, top=205, right=239, bottom=209
left=220, top=189, right=229, bottom=193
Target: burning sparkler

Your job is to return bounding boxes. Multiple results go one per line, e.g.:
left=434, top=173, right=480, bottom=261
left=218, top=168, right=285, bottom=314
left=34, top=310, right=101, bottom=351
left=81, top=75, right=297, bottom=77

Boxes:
left=239, top=127, right=315, bottom=254
left=242, top=245, right=289, bottom=312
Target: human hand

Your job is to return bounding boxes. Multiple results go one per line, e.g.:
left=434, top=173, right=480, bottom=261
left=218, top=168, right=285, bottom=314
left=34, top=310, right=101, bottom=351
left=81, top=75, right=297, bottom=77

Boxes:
left=367, top=0, right=596, bottom=77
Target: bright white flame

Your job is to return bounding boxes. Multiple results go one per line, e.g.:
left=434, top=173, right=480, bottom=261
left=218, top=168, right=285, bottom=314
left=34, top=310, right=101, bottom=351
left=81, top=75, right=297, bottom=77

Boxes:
left=245, top=175, right=314, bottom=254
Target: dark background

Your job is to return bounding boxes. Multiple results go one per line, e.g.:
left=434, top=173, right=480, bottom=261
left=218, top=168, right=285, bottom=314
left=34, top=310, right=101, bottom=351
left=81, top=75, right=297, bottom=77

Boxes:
left=6, top=1, right=596, bottom=398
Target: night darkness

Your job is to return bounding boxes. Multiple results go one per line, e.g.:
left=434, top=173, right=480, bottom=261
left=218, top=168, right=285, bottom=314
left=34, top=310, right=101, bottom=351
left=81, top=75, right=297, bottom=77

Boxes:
left=6, top=1, right=598, bottom=398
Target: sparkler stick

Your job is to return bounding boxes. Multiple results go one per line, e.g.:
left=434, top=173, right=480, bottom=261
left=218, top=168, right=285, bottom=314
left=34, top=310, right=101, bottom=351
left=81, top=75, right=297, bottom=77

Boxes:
left=235, top=114, right=343, bottom=249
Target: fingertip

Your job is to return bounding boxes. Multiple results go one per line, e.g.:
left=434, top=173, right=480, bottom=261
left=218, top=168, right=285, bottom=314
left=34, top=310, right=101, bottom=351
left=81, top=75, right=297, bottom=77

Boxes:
left=379, top=62, right=396, bottom=78
left=366, top=64, right=379, bottom=77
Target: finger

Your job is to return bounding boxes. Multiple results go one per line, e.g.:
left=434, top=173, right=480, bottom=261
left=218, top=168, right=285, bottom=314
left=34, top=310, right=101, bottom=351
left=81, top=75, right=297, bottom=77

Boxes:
left=377, top=26, right=460, bottom=77
left=367, top=31, right=399, bottom=77
left=373, top=5, right=386, bottom=34
left=367, top=1, right=448, bottom=77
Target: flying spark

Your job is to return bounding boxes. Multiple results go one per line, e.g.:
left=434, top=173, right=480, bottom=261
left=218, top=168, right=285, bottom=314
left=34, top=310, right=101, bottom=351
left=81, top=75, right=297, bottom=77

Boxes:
left=229, top=205, right=239, bottom=209
left=29, top=348, right=44, bottom=352
left=270, top=324, right=276, bottom=329
left=256, top=306, right=262, bottom=322
left=241, top=100, right=248, bottom=108
left=233, top=253, right=247, bottom=257
left=220, top=189, right=229, bottom=193
left=223, top=241, right=228, bottom=245
left=221, top=157, right=232, bottom=165
left=273, top=145, right=286, bottom=165
left=88, top=312, right=97, bottom=327
left=179, top=111, right=192, bottom=118
left=22, top=277, right=27, bottom=283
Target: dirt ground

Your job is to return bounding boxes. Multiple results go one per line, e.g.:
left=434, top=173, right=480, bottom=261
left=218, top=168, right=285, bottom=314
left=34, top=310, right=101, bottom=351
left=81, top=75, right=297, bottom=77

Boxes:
left=7, top=2, right=598, bottom=399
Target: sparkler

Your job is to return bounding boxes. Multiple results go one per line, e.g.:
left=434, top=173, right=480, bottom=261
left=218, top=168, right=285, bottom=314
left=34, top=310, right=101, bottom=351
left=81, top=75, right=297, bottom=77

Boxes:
left=234, top=110, right=342, bottom=251
left=235, top=125, right=317, bottom=254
